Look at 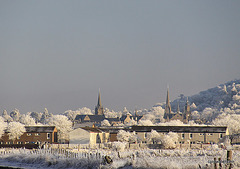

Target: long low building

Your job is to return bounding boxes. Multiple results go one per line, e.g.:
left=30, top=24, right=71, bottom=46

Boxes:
left=0, top=126, right=58, bottom=146
left=100, top=125, right=229, bottom=144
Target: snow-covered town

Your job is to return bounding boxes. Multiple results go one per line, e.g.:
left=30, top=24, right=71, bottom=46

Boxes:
left=1, top=80, right=240, bottom=168
left=1, top=1, right=240, bottom=168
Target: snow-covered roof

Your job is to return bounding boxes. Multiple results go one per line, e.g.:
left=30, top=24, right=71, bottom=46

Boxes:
left=130, top=126, right=227, bottom=133
left=81, top=127, right=104, bottom=133
left=25, top=126, right=57, bottom=133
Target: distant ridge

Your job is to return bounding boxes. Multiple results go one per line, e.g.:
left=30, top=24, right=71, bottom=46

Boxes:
left=168, top=79, right=240, bottom=112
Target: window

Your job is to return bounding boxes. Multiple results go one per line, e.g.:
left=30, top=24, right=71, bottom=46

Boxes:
left=35, top=133, right=40, bottom=136
left=219, top=133, right=223, bottom=138
left=182, top=133, right=185, bottom=139
left=47, top=133, right=51, bottom=139
left=208, top=133, right=213, bottom=136
left=199, top=133, right=204, bottom=136
left=144, top=132, right=147, bottom=139
left=189, top=133, right=193, bottom=139
left=27, top=133, right=32, bottom=136
left=219, top=134, right=223, bottom=138
left=25, top=142, right=29, bottom=144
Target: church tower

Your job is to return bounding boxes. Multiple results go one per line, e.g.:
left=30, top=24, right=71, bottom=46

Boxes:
left=164, top=88, right=171, bottom=122
left=183, top=97, right=191, bottom=123
left=95, top=90, right=104, bottom=115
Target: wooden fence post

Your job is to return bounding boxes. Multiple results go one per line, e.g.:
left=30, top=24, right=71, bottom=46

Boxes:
left=214, top=157, right=217, bottom=169
left=227, top=150, right=233, bottom=169
left=218, top=157, right=222, bottom=168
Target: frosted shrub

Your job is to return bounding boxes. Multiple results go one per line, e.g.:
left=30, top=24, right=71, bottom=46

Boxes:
left=160, top=132, right=179, bottom=149
left=46, top=115, right=72, bottom=140
left=101, top=119, right=111, bottom=126
left=0, top=117, right=7, bottom=138
left=19, top=114, right=36, bottom=126
left=117, top=130, right=131, bottom=142
left=147, top=130, right=160, bottom=144
left=7, top=122, right=26, bottom=140
left=112, top=141, right=127, bottom=151
left=138, top=120, right=153, bottom=126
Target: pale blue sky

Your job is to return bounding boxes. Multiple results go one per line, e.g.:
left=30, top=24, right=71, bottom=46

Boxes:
left=0, top=0, right=240, bottom=114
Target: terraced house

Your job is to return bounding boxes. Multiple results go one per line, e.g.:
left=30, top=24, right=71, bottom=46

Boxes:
left=131, top=126, right=229, bottom=144
left=0, top=126, right=58, bottom=148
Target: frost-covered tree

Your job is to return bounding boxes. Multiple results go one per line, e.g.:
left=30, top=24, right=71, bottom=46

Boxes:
left=46, top=115, right=72, bottom=140
left=141, top=106, right=165, bottom=123
left=40, top=108, right=51, bottom=124
left=201, top=108, right=218, bottom=122
left=63, top=107, right=93, bottom=121
left=147, top=130, right=160, bottom=144
left=10, top=109, right=21, bottom=122
left=19, top=114, right=36, bottom=126
left=2, top=110, right=13, bottom=122
left=129, top=131, right=138, bottom=143
left=117, top=130, right=131, bottom=142
left=157, top=120, right=185, bottom=126
left=0, top=117, right=7, bottom=138
left=160, top=132, right=179, bottom=149
left=104, top=108, right=122, bottom=118
left=122, top=107, right=129, bottom=115
left=112, top=142, right=127, bottom=151
left=7, top=122, right=26, bottom=140
left=212, top=113, right=240, bottom=135
left=101, top=119, right=111, bottom=126
left=138, top=119, right=153, bottom=126
left=29, top=112, right=43, bottom=123
left=190, top=111, right=201, bottom=120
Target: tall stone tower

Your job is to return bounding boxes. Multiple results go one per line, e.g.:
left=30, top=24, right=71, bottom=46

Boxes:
left=164, top=88, right=171, bottom=122
left=183, top=97, right=191, bottom=123
left=95, top=90, right=104, bottom=115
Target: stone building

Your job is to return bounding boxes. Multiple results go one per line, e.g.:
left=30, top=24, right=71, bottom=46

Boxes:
left=163, top=88, right=191, bottom=123
left=132, top=126, right=228, bottom=144
left=100, top=125, right=228, bottom=144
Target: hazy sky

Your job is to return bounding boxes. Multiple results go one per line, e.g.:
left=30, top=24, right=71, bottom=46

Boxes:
left=1, top=0, right=240, bottom=114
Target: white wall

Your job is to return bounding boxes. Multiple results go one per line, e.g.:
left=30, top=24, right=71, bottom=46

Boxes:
left=69, top=128, right=90, bottom=144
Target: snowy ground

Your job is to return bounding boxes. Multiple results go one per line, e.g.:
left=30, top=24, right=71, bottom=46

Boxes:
left=0, top=147, right=240, bottom=169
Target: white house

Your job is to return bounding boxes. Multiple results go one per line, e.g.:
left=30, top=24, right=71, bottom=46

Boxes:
left=69, top=127, right=109, bottom=145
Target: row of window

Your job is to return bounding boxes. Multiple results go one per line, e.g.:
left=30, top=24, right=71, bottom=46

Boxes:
left=0, top=141, right=46, bottom=144
left=181, top=133, right=223, bottom=139
left=26, top=133, right=51, bottom=139
left=27, top=133, right=40, bottom=136
left=179, top=141, right=216, bottom=144
left=143, top=133, right=224, bottom=139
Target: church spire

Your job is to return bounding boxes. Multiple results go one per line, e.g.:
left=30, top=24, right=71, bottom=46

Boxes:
left=164, top=87, right=171, bottom=121
left=166, top=87, right=171, bottom=112
left=95, top=89, right=104, bottom=115
left=97, top=89, right=102, bottom=107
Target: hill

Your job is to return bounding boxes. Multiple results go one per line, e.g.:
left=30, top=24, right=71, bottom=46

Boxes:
left=168, top=79, right=240, bottom=113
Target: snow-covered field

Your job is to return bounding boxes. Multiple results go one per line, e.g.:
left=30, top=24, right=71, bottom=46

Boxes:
left=0, top=147, right=240, bottom=169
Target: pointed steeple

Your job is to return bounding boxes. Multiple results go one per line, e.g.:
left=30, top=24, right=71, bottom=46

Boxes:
left=95, top=89, right=104, bottom=115
left=164, top=87, right=171, bottom=121
left=97, top=89, right=102, bottom=107
left=166, top=87, right=171, bottom=112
